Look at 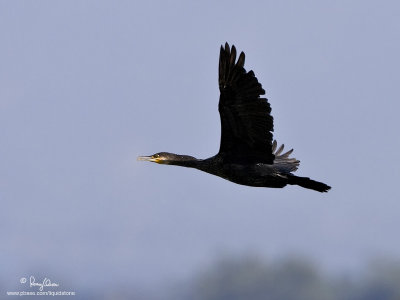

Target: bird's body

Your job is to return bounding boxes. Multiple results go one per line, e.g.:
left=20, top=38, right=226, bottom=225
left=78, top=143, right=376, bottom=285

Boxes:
left=138, top=43, right=331, bottom=192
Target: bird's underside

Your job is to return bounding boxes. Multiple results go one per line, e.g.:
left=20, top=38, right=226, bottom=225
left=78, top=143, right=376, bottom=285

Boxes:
left=197, top=140, right=330, bottom=192
left=138, top=43, right=331, bottom=193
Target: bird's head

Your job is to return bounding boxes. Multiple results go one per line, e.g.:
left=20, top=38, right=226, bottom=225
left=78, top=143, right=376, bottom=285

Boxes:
left=137, top=152, right=196, bottom=165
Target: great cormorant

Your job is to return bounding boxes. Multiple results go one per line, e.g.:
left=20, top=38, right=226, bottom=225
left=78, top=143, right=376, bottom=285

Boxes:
left=138, top=43, right=331, bottom=192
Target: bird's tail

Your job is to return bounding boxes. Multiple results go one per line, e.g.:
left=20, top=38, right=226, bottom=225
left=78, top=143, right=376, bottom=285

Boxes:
left=287, top=175, right=331, bottom=193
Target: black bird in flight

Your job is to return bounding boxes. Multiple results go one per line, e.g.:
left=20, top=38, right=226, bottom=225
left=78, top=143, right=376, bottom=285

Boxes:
left=138, top=43, right=331, bottom=192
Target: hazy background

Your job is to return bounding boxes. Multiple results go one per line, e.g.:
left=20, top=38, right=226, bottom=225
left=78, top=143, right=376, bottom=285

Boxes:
left=1, top=0, right=400, bottom=298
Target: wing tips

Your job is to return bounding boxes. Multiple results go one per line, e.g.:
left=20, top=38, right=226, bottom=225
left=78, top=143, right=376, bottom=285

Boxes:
left=237, top=51, right=245, bottom=68
left=219, top=43, right=266, bottom=100
left=221, top=42, right=243, bottom=67
left=219, top=42, right=247, bottom=90
left=229, top=45, right=237, bottom=66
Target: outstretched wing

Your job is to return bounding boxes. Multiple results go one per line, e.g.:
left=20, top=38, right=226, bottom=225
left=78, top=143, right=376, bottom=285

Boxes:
left=218, top=43, right=274, bottom=164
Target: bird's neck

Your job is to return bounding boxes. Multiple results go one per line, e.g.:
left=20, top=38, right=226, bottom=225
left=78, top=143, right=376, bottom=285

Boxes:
left=168, top=155, right=200, bottom=168
left=168, top=154, right=224, bottom=177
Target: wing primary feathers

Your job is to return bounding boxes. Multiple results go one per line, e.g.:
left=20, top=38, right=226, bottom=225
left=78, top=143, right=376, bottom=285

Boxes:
left=230, top=46, right=237, bottom=67
left=237, top=52, right=245, bottom=68
left=218, top=42, right=275, bottom=164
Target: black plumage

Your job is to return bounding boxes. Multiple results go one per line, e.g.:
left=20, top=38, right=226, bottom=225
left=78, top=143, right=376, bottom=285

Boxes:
left=138, top=43, right=331, bottom=193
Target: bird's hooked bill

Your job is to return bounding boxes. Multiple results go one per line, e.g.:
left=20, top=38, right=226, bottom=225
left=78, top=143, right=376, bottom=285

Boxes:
left=137, top=155, right=153, bottom=161
left=137, top=155, right=163, bottom=163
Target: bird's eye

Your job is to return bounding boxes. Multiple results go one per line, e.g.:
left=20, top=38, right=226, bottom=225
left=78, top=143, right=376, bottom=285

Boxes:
left=154, top=154, right=159, bottom=158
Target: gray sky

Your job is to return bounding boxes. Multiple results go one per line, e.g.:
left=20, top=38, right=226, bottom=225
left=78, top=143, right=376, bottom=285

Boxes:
left=1, top=0, right=400, bottom=291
